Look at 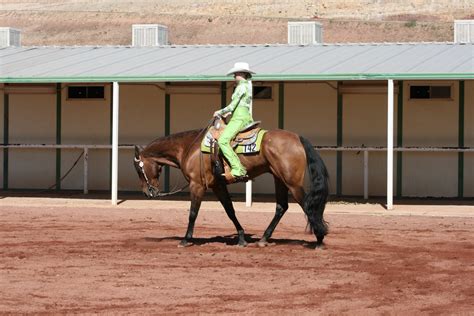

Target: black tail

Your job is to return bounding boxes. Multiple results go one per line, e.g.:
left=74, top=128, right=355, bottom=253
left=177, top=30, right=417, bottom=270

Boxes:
left=299, top=136, right=329, bottom=242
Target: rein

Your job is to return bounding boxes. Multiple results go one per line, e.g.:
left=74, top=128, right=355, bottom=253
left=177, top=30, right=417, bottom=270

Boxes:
left=134, top=157, right=189, bottom=198
left=135, top=118, right=215, bottom=198
left=184, top=118, right=216, bottom=190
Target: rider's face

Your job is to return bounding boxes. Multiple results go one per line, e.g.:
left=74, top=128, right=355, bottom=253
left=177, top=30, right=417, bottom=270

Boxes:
left=234, top=72, right=245, bottom=81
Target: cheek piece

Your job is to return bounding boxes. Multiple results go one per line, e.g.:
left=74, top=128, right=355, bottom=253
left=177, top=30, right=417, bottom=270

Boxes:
left=134, top=157, right=159, bottom=198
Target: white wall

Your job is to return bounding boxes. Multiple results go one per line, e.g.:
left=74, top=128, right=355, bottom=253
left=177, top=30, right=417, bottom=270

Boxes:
left=0, top=84, right=4, bottom=186
left=118, top=84, right=166, bottom=191
left=284, top=82, right=338, bottom=195
left=463, top=80, right=474, bottom=197
left=403, top=81, right=459, bottom=197
left=1, top=80, right=472, bottom=198
left=8, top=93, right=56, bottom=188
left=342, top=92, right=397, bottom=196
left=61, top=84, right=111, bottom=190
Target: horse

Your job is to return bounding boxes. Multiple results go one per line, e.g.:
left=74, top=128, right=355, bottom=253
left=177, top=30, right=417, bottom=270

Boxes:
left=133, top=125, right=329, bottom=248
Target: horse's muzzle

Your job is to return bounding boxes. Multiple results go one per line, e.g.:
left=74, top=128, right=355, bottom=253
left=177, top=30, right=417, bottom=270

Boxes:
left=145, top=185, right=159, bottom=199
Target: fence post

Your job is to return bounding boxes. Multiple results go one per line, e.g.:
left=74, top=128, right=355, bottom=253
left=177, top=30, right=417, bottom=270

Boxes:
left=364, top=150, right=369, bottom=200
left=83, top=147, right=88, bottom=194
left=111, top=82, right=120, bottom=205
left=387, top=80, right=394, bottom=210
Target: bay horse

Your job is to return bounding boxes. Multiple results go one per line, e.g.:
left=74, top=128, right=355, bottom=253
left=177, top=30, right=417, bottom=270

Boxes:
left=133, top=127, right=329, bottom=248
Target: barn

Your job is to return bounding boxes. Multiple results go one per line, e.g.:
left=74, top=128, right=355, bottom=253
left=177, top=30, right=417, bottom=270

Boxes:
left=0, top=42, right=473, bottom=208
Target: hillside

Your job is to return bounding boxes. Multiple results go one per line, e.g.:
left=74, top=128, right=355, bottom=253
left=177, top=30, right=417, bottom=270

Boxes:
left=0, top=0, right=472, bottom=45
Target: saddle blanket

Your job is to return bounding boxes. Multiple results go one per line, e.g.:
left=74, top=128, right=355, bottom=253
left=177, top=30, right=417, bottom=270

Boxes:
left=201, top=129, right=267, bottom=154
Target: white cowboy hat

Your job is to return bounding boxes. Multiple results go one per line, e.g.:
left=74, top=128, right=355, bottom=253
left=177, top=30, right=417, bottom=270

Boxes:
left=226, top=62, right=256, bottom=76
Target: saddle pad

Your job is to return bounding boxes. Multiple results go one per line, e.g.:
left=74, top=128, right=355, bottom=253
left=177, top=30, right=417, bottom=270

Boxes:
left=201, top=129, right=267, bottom=154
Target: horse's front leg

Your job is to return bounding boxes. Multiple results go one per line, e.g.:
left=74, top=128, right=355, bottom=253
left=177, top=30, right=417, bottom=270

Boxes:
left=212, top=184, right=247, bottom=247
left=179, top=182, right=205, bottom=247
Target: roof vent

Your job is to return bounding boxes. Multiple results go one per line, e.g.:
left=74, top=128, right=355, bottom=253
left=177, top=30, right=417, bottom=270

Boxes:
left=454, top=20, right=474, bottom=43
left=288, top=21, right=323, bottom=45
left=0, top=27, right=21, bottom=47
left=132, top=24, right=169, bottom=47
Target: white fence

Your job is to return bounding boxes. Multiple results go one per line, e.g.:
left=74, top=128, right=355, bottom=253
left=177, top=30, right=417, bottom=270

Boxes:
left=1, top=144, right=133, bottom=194
left=0, top=144, right=472, bottom=200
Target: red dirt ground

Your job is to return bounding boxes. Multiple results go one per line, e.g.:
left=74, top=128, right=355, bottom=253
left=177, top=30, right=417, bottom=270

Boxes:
left=0, top=200, right=473, bottom=314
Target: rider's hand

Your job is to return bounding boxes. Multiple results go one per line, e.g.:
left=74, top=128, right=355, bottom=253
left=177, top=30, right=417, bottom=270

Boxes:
left=213, top=111, right=221, bottom=117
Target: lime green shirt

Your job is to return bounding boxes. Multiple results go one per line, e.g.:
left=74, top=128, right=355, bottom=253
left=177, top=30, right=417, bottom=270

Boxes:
left=218, top=79, right=253, bottom=116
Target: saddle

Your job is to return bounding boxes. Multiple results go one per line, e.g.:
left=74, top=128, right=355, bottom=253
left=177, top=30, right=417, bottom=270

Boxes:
left=209, top=116, right=262, bottom=148
left=201, top=115, right=265, bottom=184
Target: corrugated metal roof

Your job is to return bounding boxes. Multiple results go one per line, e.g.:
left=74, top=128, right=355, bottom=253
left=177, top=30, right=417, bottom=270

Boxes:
left=0, top=43, right=473, bottom=83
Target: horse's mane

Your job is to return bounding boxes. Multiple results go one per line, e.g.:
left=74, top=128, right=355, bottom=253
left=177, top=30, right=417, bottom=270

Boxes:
left=142, top=129, right=204, bottom=159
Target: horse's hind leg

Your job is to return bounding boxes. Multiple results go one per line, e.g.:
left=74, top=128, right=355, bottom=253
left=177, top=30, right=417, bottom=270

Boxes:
left=258, top=177, right=289, bottom=247
left=212, top=185, right=247, bottom=247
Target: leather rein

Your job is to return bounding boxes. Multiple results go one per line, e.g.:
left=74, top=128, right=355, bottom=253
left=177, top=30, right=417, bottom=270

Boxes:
left=135, top=118, right=216, bottom=198
left=134, top=157, right=189, bottom=198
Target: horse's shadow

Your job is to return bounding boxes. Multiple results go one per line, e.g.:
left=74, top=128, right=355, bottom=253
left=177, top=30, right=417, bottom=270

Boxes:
left=144, top=234, right=320, bottom=249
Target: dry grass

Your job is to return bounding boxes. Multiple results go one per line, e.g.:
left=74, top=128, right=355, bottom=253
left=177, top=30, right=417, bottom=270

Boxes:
left=0, top=0, right=471, bottom=45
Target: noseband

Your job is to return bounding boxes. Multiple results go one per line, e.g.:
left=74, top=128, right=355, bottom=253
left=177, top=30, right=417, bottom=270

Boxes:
left=134, top=157, right=160, bottom=198
left=134, top=157, right=189, bottom=198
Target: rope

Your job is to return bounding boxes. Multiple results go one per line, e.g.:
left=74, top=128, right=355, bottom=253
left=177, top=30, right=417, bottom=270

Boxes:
left=200, top=118, right=217, bottom=190
left=153, top=183, right=189, bottom=197
left=183, top=117, right=216, bottom=190
left=42, top=151, right=84, bottom=192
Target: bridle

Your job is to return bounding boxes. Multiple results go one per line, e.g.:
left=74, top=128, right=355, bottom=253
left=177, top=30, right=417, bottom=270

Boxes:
left=134, top=118, right=216, bottom=198
left=134, top=156, right=189, bottom=198
left=134, top=157, right=160, bottom=197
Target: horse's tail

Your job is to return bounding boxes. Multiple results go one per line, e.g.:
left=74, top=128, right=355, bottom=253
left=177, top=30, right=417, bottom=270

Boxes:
left=299, top=136, right=329, bottom=241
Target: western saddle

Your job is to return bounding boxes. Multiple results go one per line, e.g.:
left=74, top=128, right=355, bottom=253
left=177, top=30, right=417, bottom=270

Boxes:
left=209, top=115, right=261, bottom=147
left=208, top=115, right=261, bottom=183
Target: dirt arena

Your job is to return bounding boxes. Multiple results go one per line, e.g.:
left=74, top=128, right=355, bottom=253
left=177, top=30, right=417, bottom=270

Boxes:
left=0, top=196, right=473, bottom=314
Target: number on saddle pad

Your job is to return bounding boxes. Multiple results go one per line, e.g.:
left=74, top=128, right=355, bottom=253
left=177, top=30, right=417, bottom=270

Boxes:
left=201, top=129, right=267, bottom=154
left=243, top=143, right=257, bottom=153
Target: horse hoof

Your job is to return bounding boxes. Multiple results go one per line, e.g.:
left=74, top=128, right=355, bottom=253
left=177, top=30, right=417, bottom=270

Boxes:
left=314, top=242, right=325, bottom=250
left=178, top=240, right=193, bottom=248
left=257, top=241, right=268, bottom=248
left=238, top=241, right=248, bottom=247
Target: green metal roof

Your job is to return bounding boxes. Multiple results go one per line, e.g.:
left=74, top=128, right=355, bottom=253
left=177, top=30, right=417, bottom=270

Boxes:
left=1, top=43, right=473, bottom=83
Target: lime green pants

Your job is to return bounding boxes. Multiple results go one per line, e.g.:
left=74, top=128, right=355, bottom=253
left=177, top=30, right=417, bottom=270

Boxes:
left=217, top=107, right=253, bottom=176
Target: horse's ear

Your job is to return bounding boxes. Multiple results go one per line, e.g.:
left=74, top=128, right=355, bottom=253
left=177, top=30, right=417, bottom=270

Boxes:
left=134, top=145, right=140, bottom=159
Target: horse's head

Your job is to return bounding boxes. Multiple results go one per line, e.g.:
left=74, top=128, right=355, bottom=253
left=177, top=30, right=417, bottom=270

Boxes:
left=133, top=145, right=162, bottom=198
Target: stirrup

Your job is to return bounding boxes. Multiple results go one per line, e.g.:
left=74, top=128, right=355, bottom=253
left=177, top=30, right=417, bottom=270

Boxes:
left=221, top=173, right=249, bottom=184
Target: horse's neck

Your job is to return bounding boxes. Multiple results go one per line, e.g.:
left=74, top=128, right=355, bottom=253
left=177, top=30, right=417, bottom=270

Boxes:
left=146, top=130, right=201, bottom=168
left=146, top=141, right=182, bottom=168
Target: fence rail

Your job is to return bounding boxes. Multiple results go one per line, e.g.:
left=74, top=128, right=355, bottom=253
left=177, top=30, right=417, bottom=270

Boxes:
left=1, top=144, right=472, bottom=199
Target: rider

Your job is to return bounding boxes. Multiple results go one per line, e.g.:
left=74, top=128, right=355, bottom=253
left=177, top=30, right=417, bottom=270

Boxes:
left=213, top=62, right=255, bottom=182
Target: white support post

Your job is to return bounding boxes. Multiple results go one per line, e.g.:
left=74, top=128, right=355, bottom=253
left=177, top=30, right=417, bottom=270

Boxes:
left=364, top=150, right=369, bottom=200
left=246, top=93, right=253, bottom=207
left=83, top=147, right=88, bottom=194
left=111, top=82, right=119, bottom=205
left=246, top=180, right=252, bottom=207
left=387, top=79, right=394, bottom=210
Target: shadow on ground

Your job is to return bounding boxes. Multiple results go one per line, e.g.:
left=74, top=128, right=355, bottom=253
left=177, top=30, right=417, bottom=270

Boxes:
left=144, top=234, right=319, bottom=248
